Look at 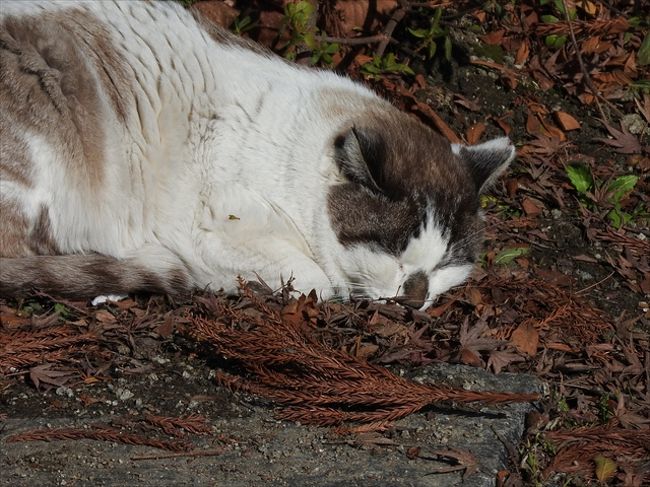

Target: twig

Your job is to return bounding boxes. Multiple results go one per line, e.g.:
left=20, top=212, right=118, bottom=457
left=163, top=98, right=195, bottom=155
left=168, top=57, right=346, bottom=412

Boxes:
left=6, top=426, right=193, bottom=452
left=409, top=2, right=454, bottom=7
left=375, top=1, right=409, bottom=57
left=511, top=234, right=557, bottom=251
left=574, top=271, right=615, bottom=295
left=318, top=34, right=387, bottom=46
left=131, top=448, right=225, bottom=461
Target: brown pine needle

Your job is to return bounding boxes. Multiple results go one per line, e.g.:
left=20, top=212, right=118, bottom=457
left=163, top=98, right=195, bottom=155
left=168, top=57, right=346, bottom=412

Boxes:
left=187, top=290, right=540, bottom=428
left=144, top=414, right=213, bottom=437
left=6, top=426, right=193, bottom=452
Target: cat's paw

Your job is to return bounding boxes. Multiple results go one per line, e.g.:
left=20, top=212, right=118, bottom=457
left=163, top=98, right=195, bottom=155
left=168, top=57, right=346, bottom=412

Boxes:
left=91, top=294, right=128, bottom=306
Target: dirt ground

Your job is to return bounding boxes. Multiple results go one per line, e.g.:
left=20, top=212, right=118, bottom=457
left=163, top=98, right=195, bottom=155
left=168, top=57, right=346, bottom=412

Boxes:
left=1, top=362, right=540, bottom=487
left=1, top=1, right=648, bottom=486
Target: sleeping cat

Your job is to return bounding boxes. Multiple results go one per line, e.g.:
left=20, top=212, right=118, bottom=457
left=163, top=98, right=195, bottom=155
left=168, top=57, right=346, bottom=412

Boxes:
left=0, top=0, right=515, bottom=309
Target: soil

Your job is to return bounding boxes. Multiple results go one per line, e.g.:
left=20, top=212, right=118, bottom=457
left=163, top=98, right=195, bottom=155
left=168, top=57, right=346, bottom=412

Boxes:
left=2, top=360, right=540, bottom=487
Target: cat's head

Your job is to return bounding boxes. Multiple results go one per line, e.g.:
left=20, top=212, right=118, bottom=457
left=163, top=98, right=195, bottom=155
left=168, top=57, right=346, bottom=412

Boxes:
left=327, top=111, right=515, bottom=309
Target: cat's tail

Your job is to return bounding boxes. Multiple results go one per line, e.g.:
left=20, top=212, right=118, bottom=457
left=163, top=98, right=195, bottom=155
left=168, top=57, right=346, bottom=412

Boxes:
left=0, top=247, right=192, bottom=299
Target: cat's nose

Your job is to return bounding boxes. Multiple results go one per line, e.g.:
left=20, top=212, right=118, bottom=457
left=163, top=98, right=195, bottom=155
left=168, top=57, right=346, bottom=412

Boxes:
left=398, top=271, right=428, bottom=309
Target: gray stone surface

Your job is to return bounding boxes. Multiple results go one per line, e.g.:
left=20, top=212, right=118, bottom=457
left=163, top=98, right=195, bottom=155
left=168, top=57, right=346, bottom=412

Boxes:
left=1, top=362, right=542, bottom=487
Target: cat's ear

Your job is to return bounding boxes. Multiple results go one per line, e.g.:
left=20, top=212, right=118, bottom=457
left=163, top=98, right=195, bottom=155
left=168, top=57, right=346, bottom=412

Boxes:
left=334, top=126, right=385, bottom=192
left=452, top=137, right=515, bottom=193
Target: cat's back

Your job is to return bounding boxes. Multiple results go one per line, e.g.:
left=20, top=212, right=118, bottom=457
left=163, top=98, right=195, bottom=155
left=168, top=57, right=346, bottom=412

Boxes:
left=0, top=0, right=172, bottom=255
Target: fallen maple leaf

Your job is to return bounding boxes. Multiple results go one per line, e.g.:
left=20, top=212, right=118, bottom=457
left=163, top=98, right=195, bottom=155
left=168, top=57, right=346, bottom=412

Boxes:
left=29, top=363, right=77, bottom=390
left=459, top=318, right=501, bottom=354
left=419, top=448, right=479, bottom=478
left=596, top=122, right=643, bottom=154
left=487, top=350, right=526, bottom=374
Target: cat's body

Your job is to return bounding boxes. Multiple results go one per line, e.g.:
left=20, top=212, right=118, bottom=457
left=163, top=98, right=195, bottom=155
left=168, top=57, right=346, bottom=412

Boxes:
left=0, top=0, right=514, bottom=308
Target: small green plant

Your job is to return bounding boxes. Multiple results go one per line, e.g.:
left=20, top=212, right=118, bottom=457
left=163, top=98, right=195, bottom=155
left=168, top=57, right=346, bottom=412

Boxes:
left=607, top=175, right=641, bottom=227
left=231, top=15, right=257, bottom=36
left=538, top=0, right=576, bottom=49
left=480, top=194, right=522, bottom=218
left=361, top=53, right=414, bottom=79
left=556, top=396, right=570, bottom=413
left=597, top=393, right=613, bottom=423
left=282, top=1, right=316, bottom=60
left=53, top=303, right=72, bottom=319
left=565, top=164, right=642, bottom=228
left=494, top=247, right=530, bottom=265
left=408, top=8, right=452, bottom=61
left=310, top=41, right=340, bottom=66
left=281, top=1, right=340, bottom=67
left=520, top=443, right=545, bottom=487
left=565, top=164, right=594, bottom=194
left=19, top=300, right=43, bottom=317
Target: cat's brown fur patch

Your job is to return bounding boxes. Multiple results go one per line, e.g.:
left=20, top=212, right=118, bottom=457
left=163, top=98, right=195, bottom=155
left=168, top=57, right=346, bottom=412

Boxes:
left=0, top=201, right=30, bottom=258
left=0, top=5, right=135, bottom=258
left=328, top=108, right=480, bottom=258
left=0, top=254, right=191, bottom=299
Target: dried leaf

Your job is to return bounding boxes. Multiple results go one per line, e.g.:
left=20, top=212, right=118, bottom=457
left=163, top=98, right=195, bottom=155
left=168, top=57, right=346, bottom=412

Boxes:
left=191, top=1, right=239, bottom=28
left=495, top=118, right=512, bottom=135
left=459, top=348, right=483, bottom=367
left=156, top=314, right=174, bottom=338
left=29, top=364, right=77, bottom=390
left=526, top=113, right=542, bottom=135
left=515, top=41, right=530, bottom=66
left=487, top=350, right=526, bottom=374
left=94, top=310, right=116, bottom=323
left=356, top=343, right=379, bottom=360
left=579, top=0, right=598, bottom=16
left=594, top=455, right=617, bottom=482
left=597, top=122, right=642, bottom=154
left=481, top=30, right=505, bottom=45
left=510, top=322, right=539, bottom=357
left=554, top=111, right=581, bottom=131
left=412, top=102, right=462, bottom=143
left=521, top=198, right=543, bottom=217
left=466, top=122, right=486, bottom=145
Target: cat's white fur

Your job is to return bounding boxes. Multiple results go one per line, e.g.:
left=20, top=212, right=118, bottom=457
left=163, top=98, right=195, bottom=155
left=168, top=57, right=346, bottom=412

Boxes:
left=0, top=0, right=514, bottom=307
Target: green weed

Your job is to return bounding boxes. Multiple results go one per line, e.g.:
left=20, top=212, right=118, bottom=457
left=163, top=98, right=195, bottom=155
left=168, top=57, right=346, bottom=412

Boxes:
left=280, top=1, right=340, bottom=67
left=231, top=15, right=257, bottom=36
left=408, top=8, right=452, bottom=61
left=565, top=164, right=643, bottom=228
left=360, top=53, right=414, bottom=79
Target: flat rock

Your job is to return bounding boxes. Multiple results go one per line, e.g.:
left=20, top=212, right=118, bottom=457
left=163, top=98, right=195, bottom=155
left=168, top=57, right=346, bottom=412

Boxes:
left=1, top=361, right=542, bottom=487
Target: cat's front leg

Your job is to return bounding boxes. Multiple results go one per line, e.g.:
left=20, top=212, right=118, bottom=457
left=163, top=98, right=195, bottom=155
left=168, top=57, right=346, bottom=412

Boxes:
left=252, top=247, right=337, bottom=301
left=191, top=184, right=336, bottom=300
left=194, top=237, right=336, bottom=300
